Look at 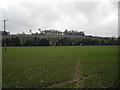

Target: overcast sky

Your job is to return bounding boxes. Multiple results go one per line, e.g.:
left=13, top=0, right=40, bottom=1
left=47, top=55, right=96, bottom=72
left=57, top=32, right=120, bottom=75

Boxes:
left=0, top=0, right=119, bottom=37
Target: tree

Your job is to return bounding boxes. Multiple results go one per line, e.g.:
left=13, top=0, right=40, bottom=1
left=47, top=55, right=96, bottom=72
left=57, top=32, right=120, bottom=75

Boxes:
left=38, top=38, right=50, bottom=46
left=29, top=30, right=32, bottom=35
left=38, top=28, right=41, bottom=34
left=10, top=37, right=21, bottom=46
left=2, top=31, right=10, bottom=36
left=15, top=37, right=21, bottom=46
left=22, top=32, right=25, bottom=35
left=64, top=29, right=68, bottom=35
left=24, top=40, right=34, bottom=46
left=34, top=37, right=38, bottom=46
left=22, top=32, right=25, bottom=45
left=35, top=32, right=38, bottom=35
left=79, top=32, right=85, bottom=36
left=11, top=37, right=16, bottom=46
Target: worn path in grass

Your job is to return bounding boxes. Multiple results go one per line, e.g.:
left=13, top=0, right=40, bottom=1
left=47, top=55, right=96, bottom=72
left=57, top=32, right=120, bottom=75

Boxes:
left=42, top=68, right=117, bottom=88
left=39, top=46, right=118, bottom=88
left=39, top=48, right=82, bottom=88
left=73, top=50, right=81, bottom=88
left=41, top=48, right=82, bottom=88
left=45, top=49, right=83, bottom=88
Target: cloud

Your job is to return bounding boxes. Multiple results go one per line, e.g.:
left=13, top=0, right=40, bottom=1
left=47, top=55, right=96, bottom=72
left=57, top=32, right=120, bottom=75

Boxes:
left=1, top=0, right=118, bottom=37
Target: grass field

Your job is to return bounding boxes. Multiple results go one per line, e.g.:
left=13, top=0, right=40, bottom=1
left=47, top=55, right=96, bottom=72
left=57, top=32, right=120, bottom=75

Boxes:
left=2, top=46, right=119, bottom=88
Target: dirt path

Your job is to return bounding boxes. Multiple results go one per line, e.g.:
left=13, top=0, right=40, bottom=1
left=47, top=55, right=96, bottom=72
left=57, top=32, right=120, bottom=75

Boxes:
left=73, top=50, right=81, bottom=88
left=38, top=68, right=116, bottom=88
left=38, top=50, right=82, bottom=88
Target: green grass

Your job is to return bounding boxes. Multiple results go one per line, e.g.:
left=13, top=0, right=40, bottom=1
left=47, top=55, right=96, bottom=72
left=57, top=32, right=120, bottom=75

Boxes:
left=78, top=46, right=118, bottom=88
left=2, top=46, right=118, bottom=88
left=79, top=46, right=118, bottom=76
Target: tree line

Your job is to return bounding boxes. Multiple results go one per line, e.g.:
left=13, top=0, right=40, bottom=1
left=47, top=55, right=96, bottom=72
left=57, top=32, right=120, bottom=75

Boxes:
left=1, top=29, right=85, bottom=36
left=2, top=36, right=118, bottom=46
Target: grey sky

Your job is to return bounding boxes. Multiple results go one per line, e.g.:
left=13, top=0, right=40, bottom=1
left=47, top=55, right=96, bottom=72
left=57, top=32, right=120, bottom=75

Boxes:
left=0, top=0, right=118, bottom=37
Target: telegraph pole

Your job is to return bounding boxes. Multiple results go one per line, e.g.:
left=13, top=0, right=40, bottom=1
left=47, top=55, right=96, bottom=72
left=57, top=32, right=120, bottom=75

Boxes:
left=3, top=20, right=7, bottom=51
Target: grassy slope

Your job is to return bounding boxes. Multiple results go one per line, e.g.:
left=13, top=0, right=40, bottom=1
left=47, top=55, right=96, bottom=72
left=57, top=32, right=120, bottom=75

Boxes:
left=2, top=46, right=118, bottom=88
